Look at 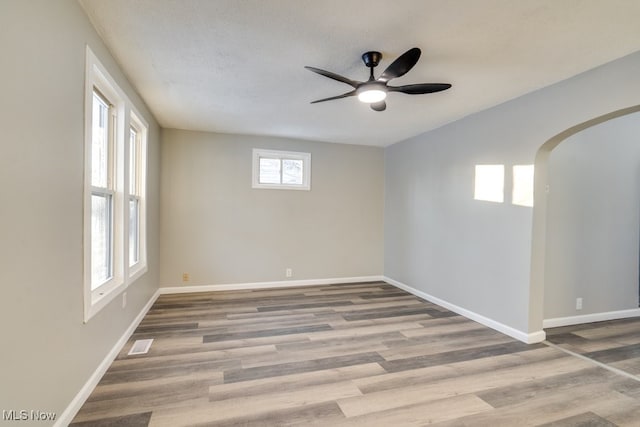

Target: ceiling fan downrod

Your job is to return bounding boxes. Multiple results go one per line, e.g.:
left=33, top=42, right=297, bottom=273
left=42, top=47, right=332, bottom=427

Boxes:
left=361, top=51, right=382, bottom=81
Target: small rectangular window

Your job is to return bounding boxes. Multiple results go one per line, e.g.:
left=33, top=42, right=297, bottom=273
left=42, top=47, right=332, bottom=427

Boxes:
left=252, top=149, right=311, bottom=190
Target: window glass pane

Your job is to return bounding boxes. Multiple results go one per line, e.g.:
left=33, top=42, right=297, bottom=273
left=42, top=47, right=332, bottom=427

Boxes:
left=129, top=128, right=138, bottom=195
left=92, top=91, right=109, bottom=188
left=91, top=193, right=112, bottom=289
left=129, top=198, right=139, bottom=266
left=282, top=159, right=303, bottom=185
left=259, top=158, right=281, bottom=184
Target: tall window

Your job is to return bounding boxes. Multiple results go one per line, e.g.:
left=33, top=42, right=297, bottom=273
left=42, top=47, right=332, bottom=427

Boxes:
left=84, top=47, right=148, bottom=321
left=128, top=113, right=147, bottom=273
left=252, top=149, right=311, bottom=190
left=91, top=90, right=115, bottom=289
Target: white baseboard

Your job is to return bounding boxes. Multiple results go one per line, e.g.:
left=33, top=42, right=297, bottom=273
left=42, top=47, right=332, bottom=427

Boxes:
left=159, top=275, right=385, bottom=294
left=383, top=276, right=546, bottom=344
left=543, top=308, right=640, bottom=328
left=55, top=289, right=160, bottom=427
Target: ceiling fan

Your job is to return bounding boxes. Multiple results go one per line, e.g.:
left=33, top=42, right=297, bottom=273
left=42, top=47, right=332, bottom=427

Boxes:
left=305, top=47, right=451, bottom=112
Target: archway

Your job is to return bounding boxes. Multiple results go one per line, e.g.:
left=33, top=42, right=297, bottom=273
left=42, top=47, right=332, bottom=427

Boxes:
left=529, top=105, right=640, bottom=335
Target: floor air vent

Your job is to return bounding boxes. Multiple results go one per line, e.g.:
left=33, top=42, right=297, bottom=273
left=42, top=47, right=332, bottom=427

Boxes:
left=128, top=339, right=153, bottom=355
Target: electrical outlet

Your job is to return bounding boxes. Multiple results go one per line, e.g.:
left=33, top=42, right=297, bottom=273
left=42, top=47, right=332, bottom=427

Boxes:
left=285, top=268, right=292, bottom=278
left=576, top=297, right=583, bottom=310
left=122, top=292, right=127, bottom=308
left=182, top=273, right=190, bottom=282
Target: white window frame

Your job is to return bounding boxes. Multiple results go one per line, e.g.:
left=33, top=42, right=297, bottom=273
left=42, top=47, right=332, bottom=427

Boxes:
left=252, top=148, right=311, bottom=190
left=89, top=89, right=116, bottom=289
left=83, top=46, right=148, bottom=322
left=128, top=111, right=148, bottom=281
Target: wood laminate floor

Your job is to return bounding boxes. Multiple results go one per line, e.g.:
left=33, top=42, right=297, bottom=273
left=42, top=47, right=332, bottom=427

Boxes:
left=546, top=318, right=640, bottom=378
left=71, top=282, right=640, bottom=426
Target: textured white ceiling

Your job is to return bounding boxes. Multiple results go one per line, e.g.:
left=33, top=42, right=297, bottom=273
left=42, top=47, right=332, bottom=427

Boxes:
left=79, top=0, right=640, bottom=146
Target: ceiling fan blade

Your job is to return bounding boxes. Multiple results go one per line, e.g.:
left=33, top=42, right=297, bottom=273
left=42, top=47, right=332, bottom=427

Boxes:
left=388, top=83, right=452, bottom=94
left=370, top=101, right=386, bottom=111
left=310, top=90, right=356, bottom=104
left=378, top=47, right=421, bottom=82
left=304, top=66, right=360, bottom=88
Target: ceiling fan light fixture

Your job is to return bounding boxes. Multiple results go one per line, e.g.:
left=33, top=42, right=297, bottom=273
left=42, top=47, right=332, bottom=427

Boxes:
left=306, top=47, right=451, bottom=110
left=357, top=87, right=387, bottom=103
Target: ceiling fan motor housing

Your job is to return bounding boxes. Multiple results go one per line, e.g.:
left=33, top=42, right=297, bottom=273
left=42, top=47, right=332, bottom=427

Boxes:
left=362, top=51, right=382, bottom=68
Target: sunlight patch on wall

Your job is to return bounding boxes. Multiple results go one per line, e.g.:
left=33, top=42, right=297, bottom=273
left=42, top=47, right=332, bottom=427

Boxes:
left=512, top=165, right=534, bottom=207
left=474, top=165, right=504, bottom=203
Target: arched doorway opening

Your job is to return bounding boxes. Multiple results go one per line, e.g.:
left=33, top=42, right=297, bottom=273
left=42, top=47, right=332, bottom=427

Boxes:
left=529, top=105, right=640, bottom=334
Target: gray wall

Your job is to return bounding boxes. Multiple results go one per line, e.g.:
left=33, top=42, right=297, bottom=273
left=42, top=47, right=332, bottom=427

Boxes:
left=385, top=50, right=640, bottom=336
left=3, top=0, right=640, bottom=418
left=544, top=112, right=640, bottom=319
left=0, top=0, right=160, bottom=421
left=160, top=130, right=384, bottom=286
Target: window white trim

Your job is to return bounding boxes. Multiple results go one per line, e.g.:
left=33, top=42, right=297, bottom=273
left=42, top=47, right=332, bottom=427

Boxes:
left=127, top=110, right=148, bottom=281
left=252, top=148, right=311, bottom=190
left=84, top=47, right=125, bottom=321
left=83, top=46, right=148, bottom=322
